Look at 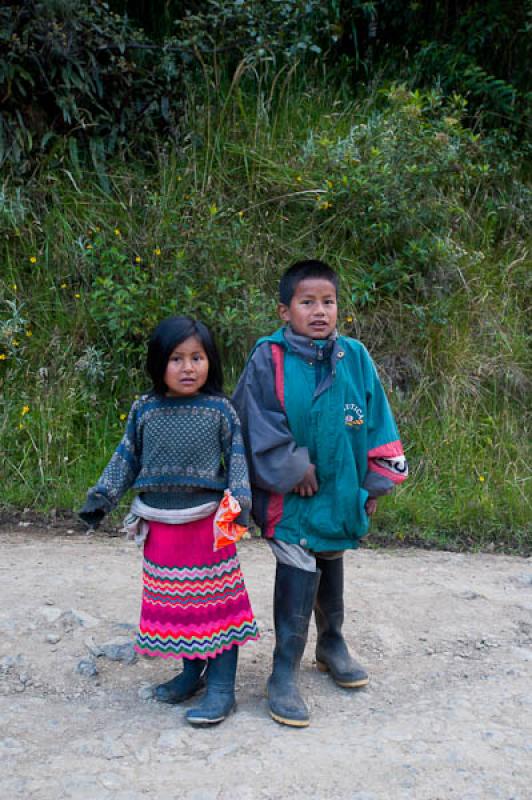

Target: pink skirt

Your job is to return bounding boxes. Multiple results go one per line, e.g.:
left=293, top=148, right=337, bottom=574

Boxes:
left=135, top=514, right=259, bottom=661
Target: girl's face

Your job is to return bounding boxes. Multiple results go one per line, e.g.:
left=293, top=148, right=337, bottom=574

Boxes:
left=164, top=336, right=209, bottom=397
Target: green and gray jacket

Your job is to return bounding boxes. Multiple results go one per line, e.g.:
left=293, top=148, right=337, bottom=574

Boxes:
left=232, top=326, right=407, bottom=551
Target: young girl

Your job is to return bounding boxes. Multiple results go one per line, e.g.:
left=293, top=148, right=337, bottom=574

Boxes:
left=79, top=316, right=259, bottom=726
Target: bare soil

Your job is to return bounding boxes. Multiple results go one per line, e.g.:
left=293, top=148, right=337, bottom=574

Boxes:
left=1, top=521, right=531, bottom=800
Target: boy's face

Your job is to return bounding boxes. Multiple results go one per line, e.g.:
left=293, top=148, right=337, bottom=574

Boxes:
left=279, top=278, right=338, bottom=339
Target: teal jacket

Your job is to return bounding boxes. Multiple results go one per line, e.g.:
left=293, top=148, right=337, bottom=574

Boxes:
left=232, top=327, right=407, bottom=552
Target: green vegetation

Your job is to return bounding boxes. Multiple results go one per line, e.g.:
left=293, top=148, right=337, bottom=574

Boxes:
left=1, top=2, right=530, bottom=551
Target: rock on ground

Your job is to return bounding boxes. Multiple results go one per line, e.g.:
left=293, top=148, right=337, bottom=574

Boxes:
left=0, top=527, right=531, bottom=800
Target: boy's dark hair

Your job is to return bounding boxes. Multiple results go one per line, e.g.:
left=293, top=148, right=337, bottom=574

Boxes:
left=279, top=259, right=339, bottom=305
left=146, top=316, right=224, bottom=396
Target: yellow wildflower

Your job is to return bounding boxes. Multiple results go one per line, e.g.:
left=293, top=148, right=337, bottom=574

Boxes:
left=135, top=255, right=142, bottom=263
left=29, top=256, right=37, bottom=264
left=12, top=284, right=17, bottom=291
left=12, top=339, right=19, bottom=347
left=295, top=175, right=303, bottom=183
left=114, top=228, right=121, bottom=237
left=0, top=354, right=7, bottom=360
left=86, top=243, right=93, bottom=250
left=209, top=204, right=218, bottom=216
left=60, top=283, right=67, bottom=289
left=26, top=330, right=33, bottom=337
left=346, top=315, right=353, bottom=323
left=120, top=413, right=127, bottom=421
left=74, top=293, right=81, bottom=299
left=153, top=248, right=161, bottom=256
left=479, top=475, right=485, bottom=482
left=237, top=211, right=244, bottom=218
left=21, top=405, right=30, bottom=416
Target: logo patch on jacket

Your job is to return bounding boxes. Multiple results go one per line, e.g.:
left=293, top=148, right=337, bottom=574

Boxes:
left=344, top=403, right=364, bottom=427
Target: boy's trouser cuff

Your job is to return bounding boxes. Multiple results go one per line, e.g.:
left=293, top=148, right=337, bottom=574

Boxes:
left=268, top=538, right=343, bottom=573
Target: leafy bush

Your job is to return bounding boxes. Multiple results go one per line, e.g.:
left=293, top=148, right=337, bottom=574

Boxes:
left=291, top=86, right=526, bottom=303
left=0, top=0, right=183, bottom=178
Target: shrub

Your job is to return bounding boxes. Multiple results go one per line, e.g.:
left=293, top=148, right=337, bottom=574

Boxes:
left=0, top=0, right=183, bottom=179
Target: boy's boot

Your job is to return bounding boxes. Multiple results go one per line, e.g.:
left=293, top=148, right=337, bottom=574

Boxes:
left=267, top=563, right=321, bottom=728
left=315, top=556, right=369, bottom=688
left=154, top=658, right=206, bottom=704
left=185, top=646, right=237, bottom=726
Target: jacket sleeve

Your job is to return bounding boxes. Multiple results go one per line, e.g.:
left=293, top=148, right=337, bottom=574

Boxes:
left=232, top=344, right=310, bottom=494
left=79, top=399, right=142, bottom=524
left=360, top=346, right=408, bottom=496
left=219, top=400, right=252, bottom=526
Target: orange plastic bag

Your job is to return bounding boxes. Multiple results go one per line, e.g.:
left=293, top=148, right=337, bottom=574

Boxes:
left=213, top=490, right=248, bottom=550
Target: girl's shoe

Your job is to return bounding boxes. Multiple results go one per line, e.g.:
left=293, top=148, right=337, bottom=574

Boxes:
left=154, top=658, right=206, bottom=704
left=186, top=647, right=237, bottom=726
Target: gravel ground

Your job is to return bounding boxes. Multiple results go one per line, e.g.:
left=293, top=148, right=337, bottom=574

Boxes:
left=1, top=524, right=531, bottom=800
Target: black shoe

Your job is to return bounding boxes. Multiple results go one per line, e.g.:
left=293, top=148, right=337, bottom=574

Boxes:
left=315, top=556, right=369, bottom=689
left=267, top=563, right=320, bottom=727
left=186, top=647, right=238, bottom=726
left=154, top=659, right=206, bottom=704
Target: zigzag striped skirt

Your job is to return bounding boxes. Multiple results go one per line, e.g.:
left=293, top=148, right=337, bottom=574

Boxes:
left=135, top=514, right=259, bottom=661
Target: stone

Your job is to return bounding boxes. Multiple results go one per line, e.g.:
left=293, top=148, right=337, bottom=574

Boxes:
left=76, top=658, right=99, bottom=678
left=95, top=638, right=137, bottom=664
left=59, top=609, right=100, bottom=630
left=138, top=685, right=154, bottom=700
left=0, top=655, right=22, bottom=673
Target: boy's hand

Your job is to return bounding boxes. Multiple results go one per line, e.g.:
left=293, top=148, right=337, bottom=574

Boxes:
left=292, top=464, right=318, bottom=497
left=365, top=497, right=378, bottom=515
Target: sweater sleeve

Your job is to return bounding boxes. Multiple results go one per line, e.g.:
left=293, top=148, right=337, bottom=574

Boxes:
left=79, top=399, right=143, bottom=523
left=219, top=400, right=252, bottom=526
left=360, top=346, right=408, bottom=496
left=232, top=344, right=310, bottom=494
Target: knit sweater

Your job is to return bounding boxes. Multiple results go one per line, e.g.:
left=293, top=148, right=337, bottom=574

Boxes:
left=81, top=393, right=251, bottom=522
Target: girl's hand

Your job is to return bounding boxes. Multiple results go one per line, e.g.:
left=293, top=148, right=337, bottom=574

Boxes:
left=292, top=464, right=318, bottom=497
left=78, top=509, right=105, bottom=530
left=365, top=497, right=378, bottom=515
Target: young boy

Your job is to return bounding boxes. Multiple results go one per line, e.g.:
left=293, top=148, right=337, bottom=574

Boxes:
left=232, top=259, right=408, bottom=728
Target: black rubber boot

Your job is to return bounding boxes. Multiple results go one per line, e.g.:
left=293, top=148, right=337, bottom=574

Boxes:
left=185, top=647, right=238, bottom=726
left=154, top=658, right=207, bottom=704
left=315, top=556, right=369, bottom=688
left=267, top=563, right=321, bottom=728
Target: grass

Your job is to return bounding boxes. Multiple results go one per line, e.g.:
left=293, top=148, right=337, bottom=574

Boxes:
left=0, top=70, right=530, bottom=551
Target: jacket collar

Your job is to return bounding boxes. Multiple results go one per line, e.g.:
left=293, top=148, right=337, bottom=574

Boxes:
left=283, top=325, right=338, bottom=363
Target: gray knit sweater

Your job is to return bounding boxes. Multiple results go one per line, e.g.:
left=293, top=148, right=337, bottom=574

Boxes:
left=80, top=393, right=251, bottom=523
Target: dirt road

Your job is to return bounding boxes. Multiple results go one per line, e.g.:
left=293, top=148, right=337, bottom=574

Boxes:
left=1, top=525, right=531, bottom=800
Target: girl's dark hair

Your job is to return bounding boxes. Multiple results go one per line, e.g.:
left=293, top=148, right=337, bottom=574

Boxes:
left=146, top=316, right=224, bottom=396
